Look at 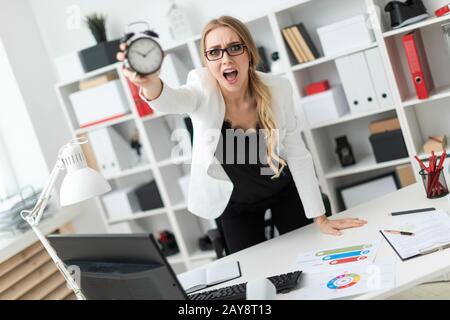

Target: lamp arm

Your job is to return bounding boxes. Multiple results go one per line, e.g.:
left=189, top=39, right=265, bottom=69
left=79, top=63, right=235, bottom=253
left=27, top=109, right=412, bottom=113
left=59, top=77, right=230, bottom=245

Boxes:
left=20, top=157, right=86, bottom=300
left=24, top=158, right=65, bottom=226
left=31, top=225, right=86, bottom=300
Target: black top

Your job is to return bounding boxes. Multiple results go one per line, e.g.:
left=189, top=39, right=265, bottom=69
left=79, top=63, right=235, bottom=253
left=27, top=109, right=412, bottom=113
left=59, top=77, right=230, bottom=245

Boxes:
left=214, top=120, right=292, bottom=204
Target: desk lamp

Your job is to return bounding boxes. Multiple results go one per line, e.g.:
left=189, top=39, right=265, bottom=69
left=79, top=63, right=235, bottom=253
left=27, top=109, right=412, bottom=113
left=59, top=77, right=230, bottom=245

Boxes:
left=20, top=137, right=111, bottom=300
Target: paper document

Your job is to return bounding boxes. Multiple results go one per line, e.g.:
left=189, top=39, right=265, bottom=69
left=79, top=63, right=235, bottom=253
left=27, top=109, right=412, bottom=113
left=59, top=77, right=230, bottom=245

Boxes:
left=380, top=210, right=450, bottom=260
left=294, top=262, right=395, bottom=300
left=294, top=240, right=381, bottom=274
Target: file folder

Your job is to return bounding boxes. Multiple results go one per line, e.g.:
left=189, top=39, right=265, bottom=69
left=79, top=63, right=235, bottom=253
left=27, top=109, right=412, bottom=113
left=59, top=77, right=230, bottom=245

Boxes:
left=336, top=52, right=378, bottom=113
left=364, top=48, right=394, bottom=109
left=402, top=30, right=434, bottom=100
left=88, top=127, right=135, bottom=178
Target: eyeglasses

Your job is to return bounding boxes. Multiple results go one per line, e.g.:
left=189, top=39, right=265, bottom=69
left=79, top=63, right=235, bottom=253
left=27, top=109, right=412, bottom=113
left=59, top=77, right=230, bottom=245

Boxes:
left=204, top=43, right=247, bottom=61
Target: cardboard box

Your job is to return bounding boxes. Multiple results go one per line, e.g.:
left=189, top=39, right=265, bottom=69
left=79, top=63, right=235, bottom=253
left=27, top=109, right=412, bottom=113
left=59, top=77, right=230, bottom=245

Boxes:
left=302, top=85, right=349, bottom=126
left=79, top=73, right=119, bottom=91
left=317, top=15, right=375, bottom=56
left=396, top=164, right=416, bottom=187
left=423, top=135, right=447, bottom=154
left=369, top=117, right=401, bottom=134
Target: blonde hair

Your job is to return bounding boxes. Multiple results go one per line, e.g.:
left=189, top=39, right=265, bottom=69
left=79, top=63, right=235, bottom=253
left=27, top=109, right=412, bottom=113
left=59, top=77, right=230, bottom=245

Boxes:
left=200, top=15, right=286, bottom=178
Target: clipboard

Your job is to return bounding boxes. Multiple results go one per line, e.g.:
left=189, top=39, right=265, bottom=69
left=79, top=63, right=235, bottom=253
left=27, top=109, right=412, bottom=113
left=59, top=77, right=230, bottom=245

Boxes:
left=379, top=231, right=450, bottom=261
left=380, top=209, right=450, bottom=261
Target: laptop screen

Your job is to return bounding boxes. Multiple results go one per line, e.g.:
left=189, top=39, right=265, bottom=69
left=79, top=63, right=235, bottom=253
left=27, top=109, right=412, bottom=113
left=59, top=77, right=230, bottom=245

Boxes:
left=47, top=233, right=187, bottom=300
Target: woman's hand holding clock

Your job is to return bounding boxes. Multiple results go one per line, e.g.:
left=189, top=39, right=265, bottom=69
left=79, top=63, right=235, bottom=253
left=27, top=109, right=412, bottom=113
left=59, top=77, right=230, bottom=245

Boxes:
left=116, top=43, right=164, bottom=101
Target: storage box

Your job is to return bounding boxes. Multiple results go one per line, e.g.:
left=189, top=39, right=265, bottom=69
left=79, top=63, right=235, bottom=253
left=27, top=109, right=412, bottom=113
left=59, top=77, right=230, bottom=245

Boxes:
left=301, top=85, right=349, bottom=126
left=369, top=129, right=408, bottom=163
left=79, top=73, right=119, bottom=91
left=69, top=79, right=130, bottom=128
left=369, top=117, right=401, bottom=134
left=78, top=39, right=121, bottom=72
left=422, top=135, right=447, bottom=153
left=102, top=187, right=141, bottom=221
left=133, top=180, right=164, bottom=211
left=317, top=15, right=375, bottom=56
left=305, top=80, right=330, bottom=96
left=395, top=164, right=416, bottom=187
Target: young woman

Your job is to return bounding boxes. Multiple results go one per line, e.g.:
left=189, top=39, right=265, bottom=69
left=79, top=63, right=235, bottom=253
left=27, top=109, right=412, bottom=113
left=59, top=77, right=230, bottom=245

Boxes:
left=117, top=16, right=367, bottom=254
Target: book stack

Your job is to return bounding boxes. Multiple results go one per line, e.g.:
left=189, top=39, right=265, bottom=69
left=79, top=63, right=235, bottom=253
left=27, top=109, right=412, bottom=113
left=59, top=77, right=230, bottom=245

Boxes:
left=281, top=23, right=319, bottom=64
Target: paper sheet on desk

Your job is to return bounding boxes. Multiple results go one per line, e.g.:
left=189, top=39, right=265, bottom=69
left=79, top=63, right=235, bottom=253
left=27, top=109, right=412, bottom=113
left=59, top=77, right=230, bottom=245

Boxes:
left=294, top=262, right=395, bottom=300
left=381, top=210, right=450, bottom=260
left=294, top=240, right=381, bottom=274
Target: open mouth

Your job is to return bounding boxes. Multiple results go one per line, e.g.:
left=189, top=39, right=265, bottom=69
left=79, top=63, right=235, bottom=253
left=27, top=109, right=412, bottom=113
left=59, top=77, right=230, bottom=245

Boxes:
left=223, top=69, right=238, bottom=84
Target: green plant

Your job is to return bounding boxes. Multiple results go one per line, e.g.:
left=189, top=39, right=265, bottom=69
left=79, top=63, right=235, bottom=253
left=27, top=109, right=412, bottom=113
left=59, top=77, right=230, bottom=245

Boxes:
left=85, top=13, right=107, bottom=43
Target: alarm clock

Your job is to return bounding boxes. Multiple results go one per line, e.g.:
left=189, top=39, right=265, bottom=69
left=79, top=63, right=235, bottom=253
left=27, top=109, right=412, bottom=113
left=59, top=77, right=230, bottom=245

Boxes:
left=121, top=21, right=164, bottom=76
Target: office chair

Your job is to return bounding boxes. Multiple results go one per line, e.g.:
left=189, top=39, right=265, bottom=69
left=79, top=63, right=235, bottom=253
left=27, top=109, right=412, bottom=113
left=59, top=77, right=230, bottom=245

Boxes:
left=207, top=192, right=332, bottom=258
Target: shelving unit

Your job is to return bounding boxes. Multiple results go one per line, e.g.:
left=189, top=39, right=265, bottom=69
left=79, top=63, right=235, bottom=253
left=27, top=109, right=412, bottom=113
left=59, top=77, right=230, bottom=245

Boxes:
left=55, top=0, right=450, bottom=271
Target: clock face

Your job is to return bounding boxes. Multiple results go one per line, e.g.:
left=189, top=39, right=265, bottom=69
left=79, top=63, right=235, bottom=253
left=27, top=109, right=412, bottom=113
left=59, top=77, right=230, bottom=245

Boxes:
left=127, top=37, right=163, bottom=75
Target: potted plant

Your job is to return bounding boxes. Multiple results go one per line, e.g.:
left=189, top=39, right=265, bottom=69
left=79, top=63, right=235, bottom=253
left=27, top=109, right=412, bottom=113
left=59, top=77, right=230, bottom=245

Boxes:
left=78, top=13, right=121, bottom=72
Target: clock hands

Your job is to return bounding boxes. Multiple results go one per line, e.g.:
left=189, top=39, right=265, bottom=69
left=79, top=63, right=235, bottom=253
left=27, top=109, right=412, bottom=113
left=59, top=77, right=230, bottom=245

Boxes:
left=130, top=49, right=146, bottom=57
left=142, top=46, right=157, bottom=58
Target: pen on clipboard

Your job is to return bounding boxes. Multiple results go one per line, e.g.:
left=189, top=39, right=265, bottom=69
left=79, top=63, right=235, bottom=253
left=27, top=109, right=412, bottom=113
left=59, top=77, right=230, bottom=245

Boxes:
left=383, top=230, right=415, bottom=236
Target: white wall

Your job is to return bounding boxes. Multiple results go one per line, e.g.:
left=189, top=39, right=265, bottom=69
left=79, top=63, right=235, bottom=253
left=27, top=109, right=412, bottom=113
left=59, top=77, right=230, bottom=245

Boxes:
left=0, top=0, right=107, bottom=233
left=0, top=38, right=49, bottom=193
left=28, top=0, right=302, bottom=61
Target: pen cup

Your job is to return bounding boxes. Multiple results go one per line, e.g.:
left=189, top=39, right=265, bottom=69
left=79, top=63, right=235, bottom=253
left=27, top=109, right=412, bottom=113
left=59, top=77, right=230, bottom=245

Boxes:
left=419, top=168, right=449, bottom=199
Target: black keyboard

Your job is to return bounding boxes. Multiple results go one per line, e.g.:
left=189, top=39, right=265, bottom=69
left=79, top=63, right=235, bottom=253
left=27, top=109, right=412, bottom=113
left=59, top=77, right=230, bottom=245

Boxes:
left=188, top=271, right=302, bottom=300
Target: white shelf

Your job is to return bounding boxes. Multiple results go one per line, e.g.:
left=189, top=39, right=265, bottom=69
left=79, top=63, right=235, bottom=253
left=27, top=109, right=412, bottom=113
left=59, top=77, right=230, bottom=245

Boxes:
left=189, top=249, right=216, bottom=261
left=107, top=206, right=167, bottom=225
left=325, top=154, right=411, bottom=179
left=167, top=252, right=185, bottom=264
left=417, top=149, right=449, bottom=161
left=402, top=85, right=450, bottom=108
left=172, top=202, right=188, bottom=211
left=157, top=154, right=192, bottom=167
left=383, top=15, right=450, bottom=38
left=141, top=112, right=166, bottom=122
left=74, top=113, right=135, bottom=135
left=291, top=43, right=378, bottom=72
left=105, top=163, right=153, bottom=180
left=57, top=62, right=121, bottom=87
left=310, top=106, right=396, bottom=130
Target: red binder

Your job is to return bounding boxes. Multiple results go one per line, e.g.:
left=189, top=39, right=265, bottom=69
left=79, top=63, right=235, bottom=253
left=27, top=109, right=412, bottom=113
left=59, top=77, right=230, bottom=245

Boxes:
left=126, top=78, right=153, bottom=117
left=402, top=30, right=434, bottom=100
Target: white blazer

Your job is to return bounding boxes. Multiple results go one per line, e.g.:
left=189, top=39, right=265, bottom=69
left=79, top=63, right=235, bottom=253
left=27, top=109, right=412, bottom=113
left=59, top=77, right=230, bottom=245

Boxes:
left=141, top=67, right=325, bottom=220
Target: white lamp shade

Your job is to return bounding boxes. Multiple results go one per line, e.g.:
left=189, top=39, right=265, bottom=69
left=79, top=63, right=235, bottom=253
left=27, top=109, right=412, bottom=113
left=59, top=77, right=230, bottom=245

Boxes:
left=60, top=167, right=111, bottom=206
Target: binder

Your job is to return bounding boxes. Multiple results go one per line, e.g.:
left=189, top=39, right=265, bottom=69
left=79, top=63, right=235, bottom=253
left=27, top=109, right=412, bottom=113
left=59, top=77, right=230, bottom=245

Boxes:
left=281, top=27, right=305, bottom=63
left=88, top=127, right=135, bottom=178
left=335, top=52, right=378, bottom=113
left=364, top=48, right=394, bottom=109
left=297, top=23, right=320, bottom=59
left=402, top=30, right=434, bottom=100
left=287, top=27, right=308, bottom=62
left=290, top=25, right=315, bottom=61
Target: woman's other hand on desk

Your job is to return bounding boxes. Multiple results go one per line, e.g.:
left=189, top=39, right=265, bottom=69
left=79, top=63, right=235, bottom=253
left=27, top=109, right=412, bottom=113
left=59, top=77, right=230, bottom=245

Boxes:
left=116, top=43, right=163, bottom=100
left=314, top=215, right=367, bottom=236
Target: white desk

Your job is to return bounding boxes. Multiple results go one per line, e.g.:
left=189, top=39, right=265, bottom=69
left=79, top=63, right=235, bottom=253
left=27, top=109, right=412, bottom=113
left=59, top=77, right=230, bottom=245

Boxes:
left=189, top=184, right=450, bottom=299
